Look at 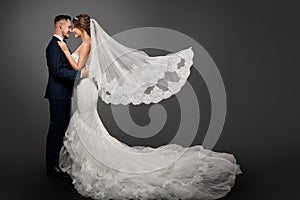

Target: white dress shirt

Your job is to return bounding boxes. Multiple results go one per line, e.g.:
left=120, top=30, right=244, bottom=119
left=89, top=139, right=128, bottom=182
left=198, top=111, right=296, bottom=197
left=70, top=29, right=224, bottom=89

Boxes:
left=53, top=34, right=64, bottom=41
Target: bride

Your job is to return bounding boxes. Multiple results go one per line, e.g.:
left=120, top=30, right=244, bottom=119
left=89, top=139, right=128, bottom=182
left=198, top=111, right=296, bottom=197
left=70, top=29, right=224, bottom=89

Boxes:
left=57, top=14, right=241, bottom=200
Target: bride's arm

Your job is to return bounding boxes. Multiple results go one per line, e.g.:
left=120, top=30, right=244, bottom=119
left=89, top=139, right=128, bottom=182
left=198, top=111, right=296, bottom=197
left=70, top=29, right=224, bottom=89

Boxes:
left=57, top=41, right=91, bottom=71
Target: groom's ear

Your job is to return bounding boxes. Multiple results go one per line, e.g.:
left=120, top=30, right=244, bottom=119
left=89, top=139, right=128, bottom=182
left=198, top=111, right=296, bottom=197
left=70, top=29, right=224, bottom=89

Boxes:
left=58, top=22, right=63, bottom=30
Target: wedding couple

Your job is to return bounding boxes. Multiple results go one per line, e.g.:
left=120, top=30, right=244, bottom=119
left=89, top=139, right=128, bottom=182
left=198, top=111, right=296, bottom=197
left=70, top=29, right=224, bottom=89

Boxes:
left=44, top=14, right=241, bottom=200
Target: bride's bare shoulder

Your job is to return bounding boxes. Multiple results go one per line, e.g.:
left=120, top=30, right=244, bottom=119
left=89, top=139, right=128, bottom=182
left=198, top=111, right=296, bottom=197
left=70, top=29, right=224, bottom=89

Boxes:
left=78, top=41, right=91, bottom=54
left=82, top=40, right=91, bottom=47
left=81, top=41, right=91, bottom=51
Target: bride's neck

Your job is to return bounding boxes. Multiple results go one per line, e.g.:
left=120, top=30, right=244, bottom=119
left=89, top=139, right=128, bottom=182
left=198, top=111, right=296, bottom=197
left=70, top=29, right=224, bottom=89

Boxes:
left=81, top=32, right=91, bottom=42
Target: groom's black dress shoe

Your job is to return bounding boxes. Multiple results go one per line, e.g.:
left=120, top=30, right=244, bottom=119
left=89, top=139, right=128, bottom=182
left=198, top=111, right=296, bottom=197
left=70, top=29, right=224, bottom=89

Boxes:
left=47, top=167, right=70, bottom=178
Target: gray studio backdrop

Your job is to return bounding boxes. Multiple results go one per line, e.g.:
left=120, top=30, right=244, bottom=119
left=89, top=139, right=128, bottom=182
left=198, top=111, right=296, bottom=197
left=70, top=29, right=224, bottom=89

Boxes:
left=0, top=0, right=299, bottom=200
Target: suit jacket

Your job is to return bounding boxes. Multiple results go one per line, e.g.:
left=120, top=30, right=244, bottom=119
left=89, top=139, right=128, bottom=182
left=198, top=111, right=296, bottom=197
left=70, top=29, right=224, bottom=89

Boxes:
left=44, top=36, right=78, bottom=100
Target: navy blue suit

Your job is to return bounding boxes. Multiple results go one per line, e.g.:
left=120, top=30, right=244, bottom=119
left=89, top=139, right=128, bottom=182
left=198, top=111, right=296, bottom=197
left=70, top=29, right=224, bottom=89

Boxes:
left=44, top=36, right=78, bottom=174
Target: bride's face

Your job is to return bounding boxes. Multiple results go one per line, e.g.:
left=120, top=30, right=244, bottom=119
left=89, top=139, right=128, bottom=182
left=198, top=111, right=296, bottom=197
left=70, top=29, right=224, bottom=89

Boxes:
left=72, top=26, right=82, bottom=38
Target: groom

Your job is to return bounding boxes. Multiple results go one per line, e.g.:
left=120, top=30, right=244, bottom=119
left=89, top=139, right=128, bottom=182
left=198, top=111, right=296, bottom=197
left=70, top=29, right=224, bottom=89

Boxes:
left=44, top=15, right=88, bottom=178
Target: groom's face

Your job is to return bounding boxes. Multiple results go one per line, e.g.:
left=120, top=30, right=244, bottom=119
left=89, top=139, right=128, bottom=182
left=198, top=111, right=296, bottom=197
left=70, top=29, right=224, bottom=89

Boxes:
left=60, top=19, right=72, bottom=39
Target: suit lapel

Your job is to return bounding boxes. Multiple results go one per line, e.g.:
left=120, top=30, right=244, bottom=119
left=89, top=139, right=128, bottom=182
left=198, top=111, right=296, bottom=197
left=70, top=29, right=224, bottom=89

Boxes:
left=52, top=36, right=72, bottom=54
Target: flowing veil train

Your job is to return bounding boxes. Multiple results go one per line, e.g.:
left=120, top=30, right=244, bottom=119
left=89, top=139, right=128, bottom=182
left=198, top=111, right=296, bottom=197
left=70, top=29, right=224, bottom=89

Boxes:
left=59, top=18, right=241, bottom=200
left=88, top=19, right=194, bottom=105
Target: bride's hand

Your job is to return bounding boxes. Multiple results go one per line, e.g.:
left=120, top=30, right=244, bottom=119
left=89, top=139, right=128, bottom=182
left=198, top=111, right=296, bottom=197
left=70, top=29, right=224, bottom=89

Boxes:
left=57, top=41, right=68, bottom=53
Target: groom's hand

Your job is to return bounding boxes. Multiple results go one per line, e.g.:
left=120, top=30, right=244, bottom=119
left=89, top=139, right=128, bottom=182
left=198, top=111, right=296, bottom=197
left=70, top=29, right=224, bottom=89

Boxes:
left=81, top=66, right=89, bottom=78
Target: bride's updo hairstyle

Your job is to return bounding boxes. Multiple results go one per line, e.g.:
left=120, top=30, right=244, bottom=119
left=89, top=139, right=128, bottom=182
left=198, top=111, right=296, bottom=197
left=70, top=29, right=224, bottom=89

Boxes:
left=73, top=14, right=91, bottom=36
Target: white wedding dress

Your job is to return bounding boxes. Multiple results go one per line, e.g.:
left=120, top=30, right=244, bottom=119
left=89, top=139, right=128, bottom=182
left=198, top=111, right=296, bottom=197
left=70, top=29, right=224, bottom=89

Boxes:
left=59, top=19, right=241, bottom=200
left=59, top=52, right=241, bottom=200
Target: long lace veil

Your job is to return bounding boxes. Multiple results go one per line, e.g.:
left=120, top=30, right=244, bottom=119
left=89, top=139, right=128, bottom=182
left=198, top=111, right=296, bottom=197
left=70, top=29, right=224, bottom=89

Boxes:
left=88, top=19, right=194, bottom=105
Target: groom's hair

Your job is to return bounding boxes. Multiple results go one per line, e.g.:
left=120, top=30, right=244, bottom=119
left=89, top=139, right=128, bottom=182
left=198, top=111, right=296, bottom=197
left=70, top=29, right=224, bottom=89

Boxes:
left=54, top=15, right=71, bottom=25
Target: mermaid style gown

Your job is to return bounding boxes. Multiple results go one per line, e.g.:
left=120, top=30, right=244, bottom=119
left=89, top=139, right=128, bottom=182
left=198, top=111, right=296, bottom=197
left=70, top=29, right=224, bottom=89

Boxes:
left=59, top=51, right=241, bottom=200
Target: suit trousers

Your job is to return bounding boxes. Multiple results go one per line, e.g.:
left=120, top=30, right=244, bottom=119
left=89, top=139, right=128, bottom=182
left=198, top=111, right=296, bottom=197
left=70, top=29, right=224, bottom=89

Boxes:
left=46, top=99, right=71, bottom=172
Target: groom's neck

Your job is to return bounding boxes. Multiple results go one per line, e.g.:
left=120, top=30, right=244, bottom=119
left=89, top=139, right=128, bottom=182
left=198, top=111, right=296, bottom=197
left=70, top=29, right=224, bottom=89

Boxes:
left=54, top=30, right=63, bottom=39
